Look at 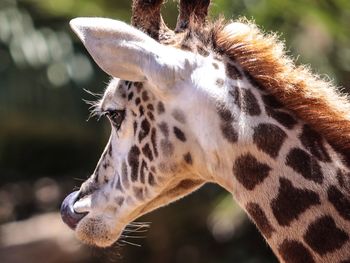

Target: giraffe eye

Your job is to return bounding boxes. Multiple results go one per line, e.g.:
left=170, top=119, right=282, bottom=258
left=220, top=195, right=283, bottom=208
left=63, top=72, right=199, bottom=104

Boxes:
left=105, top=109, right=126, bottom=129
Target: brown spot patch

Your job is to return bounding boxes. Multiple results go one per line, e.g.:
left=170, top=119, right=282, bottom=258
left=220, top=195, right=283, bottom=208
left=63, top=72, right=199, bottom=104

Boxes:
left=286, top=148, right=323, bottom=184
left=147, top=104, right=154, bottom=111
left=139, top=105, right=144, bottom=116
left=217, top=106, right=234, bottom=122
left=212, top=62, right=219, bottom=69
left=133, top=186, right=144, bottom=201
left=337, top=169, right=346, bottom=189
left=266, top=108, right=297, bottom=129
left=197, top=45, right=210, bottom=57
left=278, top=240, right=315, bottom=263
left=232, top=88, right=261, bottom=116
left=262, top=94, right=283, bottom=109
left=147, top=111, right=154, bottom=121
left=328, top=185, right=350, bottom=221
left=142, top=143, right=153, bottom=161
left=121, top=161, right=129, bottom=189
left=304, top=215, right=349, bottom=255
left=148, top=172, right=155, bottom=186
left=138, top=119, right=150, bottom=142
left=172, top=109, right=186, bottom=123
left=226, top=63, right=242, bottom=79
left=108, top=144, right=113, bottom=157
left=338, top=149, right=350, bottom=168
left=233, top=153, right=271, bottom=190
left=134, top=82, right=143, bottom=93
left=135, top=97, right=141, bottom=105
left=128, top=92, right=134, bottom=101
left=217, top=105, right=238, bottom=143
left=115, top=177, right=122, bottom=190
left=128, top=145, right=140, bottom=182
left=140, top=160, right=148, bottom=184
left=271, top=177, right=320, bottom=226
left=133, top=121, right=138, bottom=136
left=243, top=89, right=261, bottom=116
left=173, top=126, right=186, bottom=142
left=102, top=161, right=109, bottom=170
left=115, top=196, right=124, bottom=206
left=337, top=169, right=350, bottom=192
left=158, top=122, right=169, bottom=137
left=229, top=87, right=240, bottom=107
left=181, top=44, right=192, bottom=51
left=221, top=122, right=238, bottom=143
left=141, top=91, right=149, bottom=102
left=300, top=124, right=331, bottom=162
left=216, top=78, right=225, bottom=87
left=157, top=101, right=165, bottom=114
left=160, top=139, right=174, bottom=157
left=151, top=128, right=158, bottom=157
left=183, top=152, right=193, bottom=165
left=246, top=202, right=275, bottom=238
left=253, top=123, right=286, bottom=158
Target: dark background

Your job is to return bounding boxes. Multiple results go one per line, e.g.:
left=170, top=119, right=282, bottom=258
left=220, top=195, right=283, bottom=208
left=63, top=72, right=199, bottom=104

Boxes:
left=1, top=0, right=349, bottom=262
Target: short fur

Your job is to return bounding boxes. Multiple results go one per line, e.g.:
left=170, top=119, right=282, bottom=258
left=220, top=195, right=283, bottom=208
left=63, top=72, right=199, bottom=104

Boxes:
left=174, top=17, right=350, bottom=163
left=175, top=0, right=210, bottom=32
left=132, top=0, right=174, bottom=42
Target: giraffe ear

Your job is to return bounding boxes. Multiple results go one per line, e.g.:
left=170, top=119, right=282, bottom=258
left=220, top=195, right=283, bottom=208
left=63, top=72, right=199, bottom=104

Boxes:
left=70, top=17, right=195, bottom=87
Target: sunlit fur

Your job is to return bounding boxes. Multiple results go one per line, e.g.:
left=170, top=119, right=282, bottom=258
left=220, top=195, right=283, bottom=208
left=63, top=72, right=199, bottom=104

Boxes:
left=174, top=18, right=350, bottom=161
left=68, top=13, right=350, bottom=262
left=74, top=77, right=208, bottom=247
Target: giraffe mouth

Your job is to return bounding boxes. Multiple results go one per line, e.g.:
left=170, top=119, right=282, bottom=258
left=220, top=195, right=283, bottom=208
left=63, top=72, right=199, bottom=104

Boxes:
left=60, top=191, right=88, bottom=230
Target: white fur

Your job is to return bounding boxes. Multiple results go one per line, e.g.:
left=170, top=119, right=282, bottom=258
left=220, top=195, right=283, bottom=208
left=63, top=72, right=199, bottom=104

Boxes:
left=70, top=17, right=197, bottom=92
left=69, top=18, right=350, bottom=259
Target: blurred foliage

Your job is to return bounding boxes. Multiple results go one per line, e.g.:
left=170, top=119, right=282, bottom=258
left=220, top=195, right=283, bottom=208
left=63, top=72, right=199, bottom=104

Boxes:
left=0, top=0, right=349, bottom=262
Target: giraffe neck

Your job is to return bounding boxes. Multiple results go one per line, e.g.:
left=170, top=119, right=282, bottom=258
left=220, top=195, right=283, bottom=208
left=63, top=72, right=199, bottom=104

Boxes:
left=206, top=83, right=350, bottom=262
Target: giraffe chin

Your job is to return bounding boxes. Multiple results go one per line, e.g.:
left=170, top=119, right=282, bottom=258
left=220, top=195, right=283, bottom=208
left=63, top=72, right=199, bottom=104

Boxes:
left=75, top=214, right=124, bottom=247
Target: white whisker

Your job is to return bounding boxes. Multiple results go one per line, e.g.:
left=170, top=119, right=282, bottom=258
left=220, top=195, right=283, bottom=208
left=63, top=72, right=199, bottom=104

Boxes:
left=119, top=239, right=141, bottom=247
left=121, top=234, right=146, bottom=239
left=123, top=228, right=149, bottom=233
left=83, top=88, right=104, bottom=98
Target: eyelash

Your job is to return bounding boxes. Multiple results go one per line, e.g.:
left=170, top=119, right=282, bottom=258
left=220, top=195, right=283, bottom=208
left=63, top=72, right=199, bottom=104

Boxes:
left=103, top=109, right=126, bottom=129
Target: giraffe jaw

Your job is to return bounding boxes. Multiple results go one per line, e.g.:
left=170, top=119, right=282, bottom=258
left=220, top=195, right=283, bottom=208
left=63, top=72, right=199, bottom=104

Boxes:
left=61, top=177, right=205, bottom=247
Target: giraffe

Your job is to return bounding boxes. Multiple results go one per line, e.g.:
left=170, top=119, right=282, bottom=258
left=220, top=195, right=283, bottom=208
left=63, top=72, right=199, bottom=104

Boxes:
left=60, top=0, right=350, bottom=262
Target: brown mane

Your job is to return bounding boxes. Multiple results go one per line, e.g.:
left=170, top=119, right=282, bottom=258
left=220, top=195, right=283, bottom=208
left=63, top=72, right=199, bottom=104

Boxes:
left=177, top=18, right=350, bottom=162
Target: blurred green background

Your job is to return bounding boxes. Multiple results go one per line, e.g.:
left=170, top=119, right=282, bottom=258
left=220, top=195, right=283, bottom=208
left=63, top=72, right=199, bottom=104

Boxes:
left=1, top=0, right=349, bottom=262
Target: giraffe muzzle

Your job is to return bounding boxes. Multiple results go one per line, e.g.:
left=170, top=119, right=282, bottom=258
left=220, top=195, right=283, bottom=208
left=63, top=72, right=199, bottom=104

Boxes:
left=60, top=191, right=88, bottom=230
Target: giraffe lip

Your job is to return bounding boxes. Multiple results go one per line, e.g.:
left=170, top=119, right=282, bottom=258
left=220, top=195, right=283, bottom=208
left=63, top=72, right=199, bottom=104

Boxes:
left=60, top=191, right=88, bottom=230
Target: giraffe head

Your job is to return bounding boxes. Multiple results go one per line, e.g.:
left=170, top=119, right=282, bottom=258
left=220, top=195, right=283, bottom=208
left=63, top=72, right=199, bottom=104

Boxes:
left=59, top=1, right=350, bottom=261
left=59, top=2, right=242, bottom=245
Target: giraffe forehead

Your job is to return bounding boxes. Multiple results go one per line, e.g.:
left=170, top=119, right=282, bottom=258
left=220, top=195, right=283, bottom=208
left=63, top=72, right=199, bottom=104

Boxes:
left=100, top=79, right=129, bottom=109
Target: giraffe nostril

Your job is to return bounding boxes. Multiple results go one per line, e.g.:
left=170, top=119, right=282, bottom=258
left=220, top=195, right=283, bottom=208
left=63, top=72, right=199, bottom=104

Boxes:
left=60, top=191, right=88, bottom=230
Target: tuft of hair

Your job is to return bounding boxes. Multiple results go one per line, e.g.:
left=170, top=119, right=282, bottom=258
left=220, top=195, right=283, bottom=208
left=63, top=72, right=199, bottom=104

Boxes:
left=83, top=89, right=104, bottom=121
left=175, top=17, right=350, bottom=163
